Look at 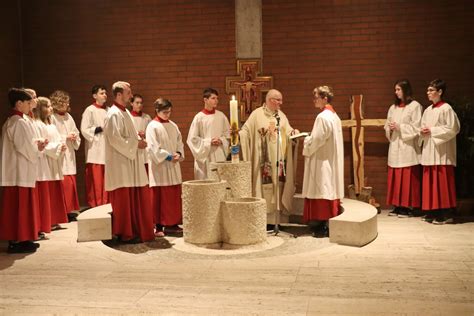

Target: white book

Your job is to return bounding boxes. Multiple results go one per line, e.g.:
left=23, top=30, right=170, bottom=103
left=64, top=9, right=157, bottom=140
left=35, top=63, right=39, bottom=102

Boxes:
left=289, top=132, right=309, bottom=140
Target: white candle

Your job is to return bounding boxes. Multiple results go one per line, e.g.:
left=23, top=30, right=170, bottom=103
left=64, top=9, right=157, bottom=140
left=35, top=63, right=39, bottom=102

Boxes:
left=230, top=95, right=238, bottom=124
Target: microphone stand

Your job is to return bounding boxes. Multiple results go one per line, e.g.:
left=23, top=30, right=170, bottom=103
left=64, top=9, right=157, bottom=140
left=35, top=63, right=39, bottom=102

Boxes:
left=268, top=112, right=296, bottom=238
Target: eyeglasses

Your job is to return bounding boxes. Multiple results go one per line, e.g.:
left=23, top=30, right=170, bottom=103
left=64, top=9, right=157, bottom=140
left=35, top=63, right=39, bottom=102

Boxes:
left=427, top=88, right=438, bottom=93
left=270, top=98, right=282, bottom=102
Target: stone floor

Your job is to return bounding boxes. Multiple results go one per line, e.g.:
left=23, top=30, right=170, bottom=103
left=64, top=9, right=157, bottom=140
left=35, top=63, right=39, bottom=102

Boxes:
left=0, top=211, right=473, bottom=315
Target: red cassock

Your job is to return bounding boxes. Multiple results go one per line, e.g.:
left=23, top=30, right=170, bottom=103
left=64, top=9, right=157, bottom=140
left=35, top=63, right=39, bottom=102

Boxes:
left=62, top=175, right=79, bottom=212
left=0, top=186, right=40, bottom=242
left=386, top=165, right=421, bottom=208
left=85, top=163, right=108, bottom=207
left=303, top=198, right=341, bottom=222
left=109, top=186, right=155, bottom=242
left=150, top=184, right=182, bottom=226
left=422, top=165, right=457, bottom=211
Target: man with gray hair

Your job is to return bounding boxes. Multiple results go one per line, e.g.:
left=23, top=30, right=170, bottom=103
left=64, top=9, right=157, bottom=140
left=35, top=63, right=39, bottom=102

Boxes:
left=104, top=81, right=154, bottom=243
left=239, top=89, right=300, bottom=227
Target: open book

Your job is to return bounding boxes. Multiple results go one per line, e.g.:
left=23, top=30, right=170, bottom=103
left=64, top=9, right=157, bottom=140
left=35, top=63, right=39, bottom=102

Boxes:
left=289, top=132, right=309, bottom=140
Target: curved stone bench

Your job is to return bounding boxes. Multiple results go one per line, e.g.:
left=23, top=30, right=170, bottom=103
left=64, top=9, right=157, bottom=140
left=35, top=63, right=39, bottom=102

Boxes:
left=329, top=198, right=378, bottom=247
left=222, top=197, right=267, bottom=245
left=77, top=203, right=112, bottom=242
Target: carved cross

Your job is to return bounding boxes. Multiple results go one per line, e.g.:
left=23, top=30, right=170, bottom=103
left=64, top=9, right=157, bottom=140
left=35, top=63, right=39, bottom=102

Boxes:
left=225, top=59, right=273, bottom=122
left=341, top=95, right=386, bottom=194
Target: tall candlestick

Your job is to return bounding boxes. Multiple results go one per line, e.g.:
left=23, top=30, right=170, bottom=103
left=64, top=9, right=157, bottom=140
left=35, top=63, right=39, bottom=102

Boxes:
left=229, top=95, right=240, bottom=162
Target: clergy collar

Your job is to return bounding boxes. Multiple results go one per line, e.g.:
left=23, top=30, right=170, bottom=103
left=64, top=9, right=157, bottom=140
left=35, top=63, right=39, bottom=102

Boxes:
left=263, top=104, right=278, bottom=116
left=202, top=108, right=215, bottom=115
left=11, top=109, right=24, bottom=117
left=433, top=100, right=445, bottom=108
left=154, top=115, right=169, bottom=123
left=55, top=110, right=67, bottom=116
left=131, top=110, right=142, bottom=117
left=323, top=104, right=336, bottom=113
left=93, top=102, right=105, bottom=109
left=28, top=111, right=34, bottom=118
left=113, top=101, right=127, bottom=112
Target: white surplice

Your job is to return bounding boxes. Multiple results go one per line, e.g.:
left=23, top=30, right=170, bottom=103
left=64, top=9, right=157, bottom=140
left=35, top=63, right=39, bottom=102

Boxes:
left=51, top=112, right=81, bottom=175
left=186, top=110, right=230, bottom=179
left=131, top=112, right=152, bottom=165
left=80, top=104, right=107, bottom=164
left=36, top=121, right=64, bottom=181
left=104, top=105, right=148, bottom=191
left=0, top=114, right=38, bottom=187
left=146, top=119, right=184, bottom=187
left=419, top=102, right=460, bottom=166
left=302, top=108, right=344, bottom=200
left=384, top=101, right=422, bottom=168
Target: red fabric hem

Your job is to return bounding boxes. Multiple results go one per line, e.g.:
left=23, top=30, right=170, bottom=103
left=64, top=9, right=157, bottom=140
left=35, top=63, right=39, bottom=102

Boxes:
left=150, top=185, right=182, bottom=226
left=386, top=165, right=421, bottom=208
left=85, top=163, right=108, bottom=207
left=109, top=187, right=154, bottom=241
left=0, top=186, right=40, bottom=241
left=303, top=198, right=340, bottom=222
left=422, top=165, right=456, bottom=210
left=62, top=175, right=79, bottom=212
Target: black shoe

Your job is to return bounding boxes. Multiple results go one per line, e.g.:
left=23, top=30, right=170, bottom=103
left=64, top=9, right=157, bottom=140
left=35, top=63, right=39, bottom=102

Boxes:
left=421, top=211, right=437, bottom=223
left=388, top=207, right=400, bottom=216
left=7, top=241, right=38, bottom=254
left=36, top=232, right=48, bottom=241
left=398, top=208, right=413, bottom=218
left=67, top=213, right=78, bottom=222
left=119, top=237, right=142, bottom=244
left=312, top=222, right=329, bottom=238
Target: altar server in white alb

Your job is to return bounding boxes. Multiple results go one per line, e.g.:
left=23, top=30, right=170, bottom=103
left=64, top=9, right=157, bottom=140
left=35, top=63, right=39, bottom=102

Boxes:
left=419, top=79, right=460, bottom=225
left=146, top=98, right=184, bottom=237
left=187, top=88, right=230, bottom=179
left=34, top=97, right=68, bottom=231
left=302, top=86, right=344, bottom=237
left=80, top=85, right=109, bottom=207
left=50, top=90, right=81, bottom=220
left=130, top=94, right=152, bottom=170
left=384, top=79, right=422, bottom=218
left=104, top=81, right=154, bottom=243
left=0, top=88, right=42, bottom=253
left=25, top=89, right=50, bottom=238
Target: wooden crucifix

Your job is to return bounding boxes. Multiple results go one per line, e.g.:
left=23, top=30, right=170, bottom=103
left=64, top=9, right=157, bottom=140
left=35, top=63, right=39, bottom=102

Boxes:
left=341, top=95, right=386, bottom=197
left=225, top=59, right=273, bottom=122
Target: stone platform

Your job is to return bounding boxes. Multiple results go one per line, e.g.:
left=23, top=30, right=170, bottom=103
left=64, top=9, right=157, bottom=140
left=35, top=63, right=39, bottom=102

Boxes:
left=76, top=203, right=112, bottom=242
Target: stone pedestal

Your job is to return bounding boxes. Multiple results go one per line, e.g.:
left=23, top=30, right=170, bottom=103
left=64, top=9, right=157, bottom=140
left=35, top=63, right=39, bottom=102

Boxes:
left=182, top=180, right=227, bottom=244
left=209, top=161, right=251, bottom=198
left=222, top=197, right=266, bottom=245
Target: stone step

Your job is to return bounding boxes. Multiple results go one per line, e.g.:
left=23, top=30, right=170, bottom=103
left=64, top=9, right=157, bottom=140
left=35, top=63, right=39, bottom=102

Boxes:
left=293, top=195, right=378, bottom=247
left=76, top=203, right=113, bottom=242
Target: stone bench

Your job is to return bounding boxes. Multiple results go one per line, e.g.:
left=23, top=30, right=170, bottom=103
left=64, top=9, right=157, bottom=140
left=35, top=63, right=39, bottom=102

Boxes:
left=293, top=195, right=378, bottom=247
left=77, top=203, right=112, bottom=242
left=329, top=198, right=378, bottom=247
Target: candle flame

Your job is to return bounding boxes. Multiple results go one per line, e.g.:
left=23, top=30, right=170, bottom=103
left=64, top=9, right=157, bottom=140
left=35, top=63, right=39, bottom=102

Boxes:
left=232, top=95, right=235, bottom=101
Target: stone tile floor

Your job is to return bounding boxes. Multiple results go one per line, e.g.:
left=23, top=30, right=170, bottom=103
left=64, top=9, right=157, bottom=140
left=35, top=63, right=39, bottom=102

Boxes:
left=0, top=211, right=472, bottom=315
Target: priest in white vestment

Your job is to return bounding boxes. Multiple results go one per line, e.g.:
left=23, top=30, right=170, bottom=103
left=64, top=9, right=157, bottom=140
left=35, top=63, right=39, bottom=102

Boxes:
left=80, top=85, right=109, bottom=207
left=187, top=88, right=230, bottom=180
left=104, top=81, right=154, bottom=243
left=302, top=86, right=344, bottom=237
left=239, top=89, right=299, bottom=225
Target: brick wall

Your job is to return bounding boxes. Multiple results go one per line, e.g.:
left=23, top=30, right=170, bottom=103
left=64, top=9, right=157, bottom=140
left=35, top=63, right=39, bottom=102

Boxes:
left=262, top=0, right=474, bottom=207
left=20, top=0, right=236, bottom=205
left=0, top=1, right=22, bottom=125
left=11, top=0, right=474, bottom=208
